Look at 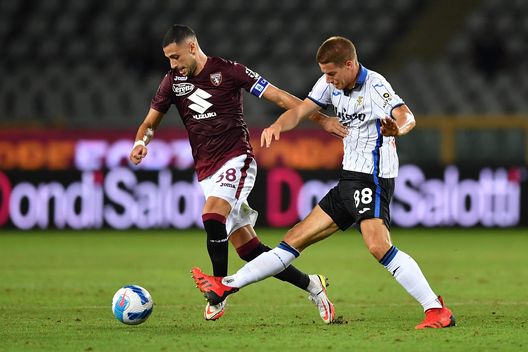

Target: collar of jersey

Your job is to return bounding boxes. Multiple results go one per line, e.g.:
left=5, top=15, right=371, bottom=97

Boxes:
left=353, top=64, right=368, bottom=88
left=342, top=64, right=367, bottom=96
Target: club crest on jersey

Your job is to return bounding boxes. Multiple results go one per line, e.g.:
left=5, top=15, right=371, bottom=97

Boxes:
left=210, top=72, right=222, bottom=86
left=357, top=96, right=363, bottom=106
left=172, top=83, right=194, bottom=96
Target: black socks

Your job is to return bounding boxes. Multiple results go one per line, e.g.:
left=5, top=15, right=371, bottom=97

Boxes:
left=203, top=213, right=228, bottom=277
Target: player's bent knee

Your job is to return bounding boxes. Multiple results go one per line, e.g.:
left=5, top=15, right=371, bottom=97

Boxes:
left=366, top=243, right=390, bottom=261
left=229, top=226, right=257, bottom=248
left=283, top=229, right=307, bottom=251
left=283, top=228, right=300, bottom=243
left=202, top=196, right=232, bottom=217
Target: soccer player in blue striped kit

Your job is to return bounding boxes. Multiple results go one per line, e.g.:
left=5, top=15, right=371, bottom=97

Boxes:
left=192, top=36, right=456, bottom=329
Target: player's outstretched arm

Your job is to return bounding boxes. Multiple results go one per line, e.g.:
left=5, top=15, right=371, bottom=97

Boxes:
left=262, top=85, right=347, bottom=138
left=261, top=99, right=320, bottom=148
left=380, top=104, right=416, bottom=137
left=129, top=108, right=165, bottom=165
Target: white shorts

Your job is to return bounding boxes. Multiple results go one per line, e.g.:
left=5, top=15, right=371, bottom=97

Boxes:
left=199, top=154, right=258, bottom=235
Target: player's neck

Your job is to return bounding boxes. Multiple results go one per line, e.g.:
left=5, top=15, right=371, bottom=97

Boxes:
left=193, top=51, right=208, bottom=76
left=345, top=64, right=360, bottom=90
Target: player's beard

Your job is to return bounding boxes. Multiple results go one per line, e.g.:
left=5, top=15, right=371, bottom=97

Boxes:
left=186, top=60, right=197, bottom=77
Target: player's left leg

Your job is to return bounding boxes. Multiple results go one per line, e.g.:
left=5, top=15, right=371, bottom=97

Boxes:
left=223, top=205, right=338, bottom=289
left=193, top=206, right=338, bottom=304
left=229, top=224, right=334, bottom=323
left=360, top=219, right=455, bottom=329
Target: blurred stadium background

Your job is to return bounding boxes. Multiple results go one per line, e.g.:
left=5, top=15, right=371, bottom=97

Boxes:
left=1, top=0, right=526, bottom=230
left=2, top=1, right=528, bottom=350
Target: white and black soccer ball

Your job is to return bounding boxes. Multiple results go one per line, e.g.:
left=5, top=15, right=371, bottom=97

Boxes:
left=112, top=285, right=153, bottom=325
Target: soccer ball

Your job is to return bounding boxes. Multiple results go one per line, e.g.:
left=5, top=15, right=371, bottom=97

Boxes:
left=112, top=285, right=153, bottom=325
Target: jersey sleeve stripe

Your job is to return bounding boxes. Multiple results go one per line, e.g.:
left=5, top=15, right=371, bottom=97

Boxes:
left=307, top=96, right=328, bottom=108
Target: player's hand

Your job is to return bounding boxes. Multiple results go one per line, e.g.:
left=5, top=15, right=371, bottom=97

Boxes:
left=380, top=116, right=400, bottom=136
left=129, top=145, right=148, bottom=165
left=321, top=116, right=348, bottom=138
left=260, top=125, right=281, bottom=148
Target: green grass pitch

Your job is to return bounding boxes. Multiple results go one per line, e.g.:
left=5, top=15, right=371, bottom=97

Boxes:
left=1, top=228, right=527, bottom=351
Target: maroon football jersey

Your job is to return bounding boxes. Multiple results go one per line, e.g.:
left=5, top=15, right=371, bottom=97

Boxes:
left=150, top=57, right=270, bottom=180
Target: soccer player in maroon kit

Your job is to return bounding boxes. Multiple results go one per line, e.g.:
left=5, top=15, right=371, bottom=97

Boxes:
left=129, top=24, right=346, bottom=322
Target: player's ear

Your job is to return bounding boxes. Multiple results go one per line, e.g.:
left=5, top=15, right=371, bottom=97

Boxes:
left=188, top=40, right=197, bottom=55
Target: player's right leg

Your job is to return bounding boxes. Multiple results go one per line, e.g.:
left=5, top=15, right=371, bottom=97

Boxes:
left=202, top=196, right=231, bottom=277
left=360, top=219, right=456, bottom=329
left=200, top=196, right=231, bottom=321
left=197, top=154, right=254, bottom=320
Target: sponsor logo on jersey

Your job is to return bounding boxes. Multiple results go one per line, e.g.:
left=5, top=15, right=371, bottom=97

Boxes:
left=382, top=93, right=393, bottom=109
left=172, top=83, right=194, bottom=96
left=173, top=76, right=188, bottom=81
left=337, top=108, right=366, bottom=124
left=192, top=112, right=217, bottom=120
left=188, top=88, right=213, bottom=113
left=210, top=72, right=222, bottom=86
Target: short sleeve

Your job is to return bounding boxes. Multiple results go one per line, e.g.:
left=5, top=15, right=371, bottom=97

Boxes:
left=231, top=62, right=270, bottom=98
left=370, top=78, right=404, bottom=118
left=307, top=75, right=331, bottom=108
left=150, top=73, right=173, bottom=113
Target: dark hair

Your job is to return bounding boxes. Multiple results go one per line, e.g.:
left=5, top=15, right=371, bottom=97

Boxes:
left=162, top=24, right=196, bottom=47
left=316, top=36, right=356, bottom=65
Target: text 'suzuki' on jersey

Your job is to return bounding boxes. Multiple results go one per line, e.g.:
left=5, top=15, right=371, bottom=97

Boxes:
left=150, top=57, right=270, bottom=181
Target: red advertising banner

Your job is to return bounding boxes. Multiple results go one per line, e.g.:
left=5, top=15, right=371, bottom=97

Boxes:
left=0, top=128, right=343, bottom=171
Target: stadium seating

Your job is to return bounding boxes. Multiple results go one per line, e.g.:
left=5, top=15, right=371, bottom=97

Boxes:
left=0, top=0, right=425, bottom=126
left=391, top=0, right=528, bottom=114
left=1, top=0, right=526, bottom=129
